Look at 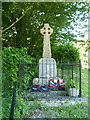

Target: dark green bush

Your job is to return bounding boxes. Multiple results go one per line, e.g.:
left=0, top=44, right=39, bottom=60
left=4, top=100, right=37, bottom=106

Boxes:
left=2, top=47, right=35, bottom=118
left=52, top=43, right=80, bottom=62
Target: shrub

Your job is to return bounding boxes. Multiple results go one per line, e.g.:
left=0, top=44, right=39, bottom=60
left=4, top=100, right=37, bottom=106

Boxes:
left=52, top=43, right=80, bottom=62
left=2, top=47, right=35, bottom=118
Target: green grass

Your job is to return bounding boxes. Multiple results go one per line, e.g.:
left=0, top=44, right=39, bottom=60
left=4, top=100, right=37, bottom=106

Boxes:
left=51, top=102, right=88, bottom=118
left=24, top=100, right=88, bottom=118
left=81, top=69, right=88, bottom=97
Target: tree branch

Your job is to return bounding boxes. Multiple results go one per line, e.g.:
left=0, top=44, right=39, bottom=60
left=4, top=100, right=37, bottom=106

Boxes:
left=2, top=6, right=33, bottom=33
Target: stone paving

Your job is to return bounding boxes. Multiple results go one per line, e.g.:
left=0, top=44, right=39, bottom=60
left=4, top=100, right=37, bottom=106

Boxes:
left=39, top=97, right=88, bottom=107
left=24, top=91, right=88, bottom=107
left=27, top=96, right=87, bottom=107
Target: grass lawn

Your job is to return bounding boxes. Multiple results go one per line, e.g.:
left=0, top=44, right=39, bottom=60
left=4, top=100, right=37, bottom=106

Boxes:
left=81, top=69, right=88, bottom=98
left=24, top=100, right=88, bottom=118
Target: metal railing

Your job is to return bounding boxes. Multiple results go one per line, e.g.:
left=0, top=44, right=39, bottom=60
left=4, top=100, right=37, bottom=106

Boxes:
left=18, top=60, right=82, bottom=96
left=9, top=82, right=17, bottom=120
left=9, top=60, right=82, bottom=119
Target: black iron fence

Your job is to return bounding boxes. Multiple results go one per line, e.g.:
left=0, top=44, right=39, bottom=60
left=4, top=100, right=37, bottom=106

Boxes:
left=9, top=82, right=17, bottom=120
left=17, top=60, right=82, bottom=96
left=9, top=60, right=82, bottom=119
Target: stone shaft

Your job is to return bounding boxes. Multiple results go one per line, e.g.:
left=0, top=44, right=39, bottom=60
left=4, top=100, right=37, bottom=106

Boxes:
left=43, top=35, right=51, bottom=58
left=40, top=23, right=53, bottom=58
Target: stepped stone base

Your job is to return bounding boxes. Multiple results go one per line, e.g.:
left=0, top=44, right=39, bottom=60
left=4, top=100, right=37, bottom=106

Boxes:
left=23, top=91, right=87, bottom=107
left=33, top=78, right=50, bottom=85
left=24, top=91, right=67, bottom=99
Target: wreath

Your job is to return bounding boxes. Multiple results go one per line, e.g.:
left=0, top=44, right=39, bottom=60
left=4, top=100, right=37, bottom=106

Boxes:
left=39, top=85, right=49, bottom=92
left=30, top=85, right=40, bottom=92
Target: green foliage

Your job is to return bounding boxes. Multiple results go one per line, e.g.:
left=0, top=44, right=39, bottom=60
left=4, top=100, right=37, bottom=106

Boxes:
left=66, top=79, right=79, bottom=89
left=52, top=43, right=80, bottom=62
left=51, top=102, right=88, bottom=118
left=25, top=100, right=50, bottom=118
left=2, top=95, right=12, bottom=118
left=2, top=2, right=88, bottom=59
left=2, top=93, right=30, bottom=118
left=2, top=47, right=34, bottom=94
left=14, top=94, right=30, bottom=118
left=24, top=100, right=88, bottom=118
left=82, top=69, right=88, bottom=98
left=2, top=47, right=35, bottom=118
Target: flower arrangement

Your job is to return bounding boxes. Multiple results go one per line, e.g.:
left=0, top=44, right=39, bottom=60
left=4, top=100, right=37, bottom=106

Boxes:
left=66, top=79, right=79, bottom=97
left=66, top=79, right=79, bottom=89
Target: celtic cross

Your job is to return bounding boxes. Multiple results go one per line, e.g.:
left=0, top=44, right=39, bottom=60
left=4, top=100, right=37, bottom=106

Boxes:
left=40, top=23, right=53, bottom=58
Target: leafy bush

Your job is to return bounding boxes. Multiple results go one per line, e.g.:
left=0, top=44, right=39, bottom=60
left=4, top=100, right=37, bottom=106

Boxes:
left=52, top=43, right=80, bottom=62
left=14, top=94, right=30, bottom=118
left=2, top=47, right=35, bottom=118
left=2, top=95, right=12, bottom=118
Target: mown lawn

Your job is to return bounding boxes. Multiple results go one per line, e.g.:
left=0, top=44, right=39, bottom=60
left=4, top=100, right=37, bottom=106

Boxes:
left=81, top=69, right=88, bottom=98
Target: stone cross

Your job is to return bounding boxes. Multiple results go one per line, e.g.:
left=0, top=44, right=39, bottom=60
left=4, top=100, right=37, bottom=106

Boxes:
left=40, top=23, right=53, bottom=58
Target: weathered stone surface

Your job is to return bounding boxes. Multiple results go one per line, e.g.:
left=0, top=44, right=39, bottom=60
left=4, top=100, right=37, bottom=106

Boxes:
left=40, top=23, right=53, bottom=58
left=33, top=23, right=57, bottom=85
left=33, top=58, right=57, bottom=85
left=39, top=58, right=57, bottom=78
left=33, top=78, right=50, bottom=85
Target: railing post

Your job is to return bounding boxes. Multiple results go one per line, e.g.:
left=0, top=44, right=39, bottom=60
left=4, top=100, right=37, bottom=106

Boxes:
left=79, top=60, right=82, bottom=97
left=61, top=63, right=64, bottom=78
left=9, top=82, right=17, bottom=120
left=17, top=60, right=25, bottom=95
left=72, top=63, right=74, bottom=80
left=17, top=61, right=20, bottom=95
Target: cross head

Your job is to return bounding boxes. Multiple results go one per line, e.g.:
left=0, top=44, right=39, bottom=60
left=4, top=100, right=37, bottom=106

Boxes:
left=40, top=23, right=53, bottom=36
